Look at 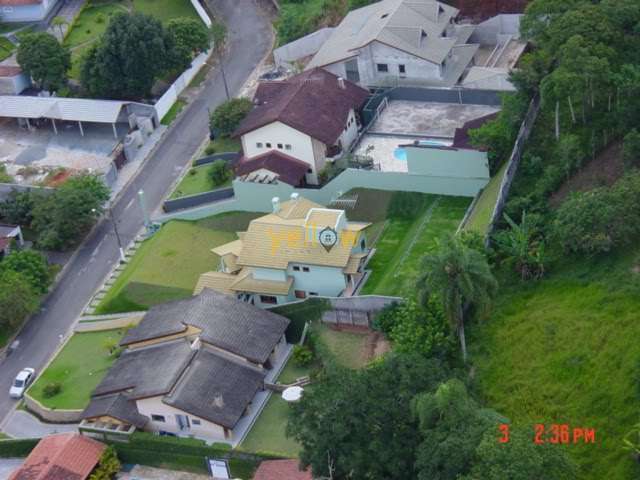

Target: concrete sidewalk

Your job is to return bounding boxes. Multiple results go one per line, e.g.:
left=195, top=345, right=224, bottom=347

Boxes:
left=1, top=410, right=77, bottom=439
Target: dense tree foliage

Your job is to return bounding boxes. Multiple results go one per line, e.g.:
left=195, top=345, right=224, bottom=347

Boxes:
left=417, top=235, right=497, bottom=362
left=623, top=129, right=640, bottom=171
left=209, top=98, right=253, bottom=137
left=0, top=270, right=39, bottom=331
left=287, top=354, right=450, bottom=479
left=81, top=13, right=180, bottom=99
left=0, top=250, right=51, bottom=294
left=493, top=212, right=546, bottom=280
left=17, top=32, right=70, bottom=92
left=167, top=18, right=210, bottom=70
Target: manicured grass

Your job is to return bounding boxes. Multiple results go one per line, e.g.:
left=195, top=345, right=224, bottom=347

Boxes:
left=314, top=323, right=369, bottom=369
left=169, top=164, right=231, bottom=199
left=471, top=249, right=640, bottom=479
left=464, top=161, right=508, bottom=234
left=362, top=195, right=471, bottom=297
left=28, top=329, right=127, bottom=410
left=132, top=0, right=200, bottom=23
left=0, top=37, right=15, bottom=62
left=161, top=99, right=186, bottom=126
left=95, top=212, right=260, bottom=313
left=204, top=136, right=242, bottom=155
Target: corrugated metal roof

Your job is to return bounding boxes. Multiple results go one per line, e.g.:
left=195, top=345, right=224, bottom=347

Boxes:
left=0, top=96, right=137, bottom=123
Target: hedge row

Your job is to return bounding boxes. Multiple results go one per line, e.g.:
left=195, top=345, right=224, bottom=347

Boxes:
left=0, top=438, right=39, bottom=458
left=270, top=297, right=330, bottom=343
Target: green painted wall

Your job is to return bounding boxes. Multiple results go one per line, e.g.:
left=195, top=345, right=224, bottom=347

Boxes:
left=405, top=146, right=490, bottom=179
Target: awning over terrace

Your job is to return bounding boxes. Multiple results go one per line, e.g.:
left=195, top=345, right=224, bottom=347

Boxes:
left=0, top=95, right=148, bottom=138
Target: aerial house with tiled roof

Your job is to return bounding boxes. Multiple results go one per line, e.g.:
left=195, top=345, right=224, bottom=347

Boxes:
left=233, top=68, right=369, bottom=186
left=195, top=194, right=372, bottom=308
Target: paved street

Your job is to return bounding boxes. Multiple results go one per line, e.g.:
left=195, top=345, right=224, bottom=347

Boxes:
left=0, top=0, right=273, bottom=428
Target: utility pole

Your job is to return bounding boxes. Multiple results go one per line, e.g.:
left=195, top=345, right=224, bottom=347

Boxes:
left=93, top=207, right=126, bottom=263
left=221, top=63, right=230, bottom=100
left=138, top=189, right=151, bottom=231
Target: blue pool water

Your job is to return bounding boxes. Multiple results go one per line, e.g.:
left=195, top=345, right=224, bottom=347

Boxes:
left=393, top=139, right=447, bottom=161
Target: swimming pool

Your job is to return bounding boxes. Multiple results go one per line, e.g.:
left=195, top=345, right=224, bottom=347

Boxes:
left=393, top=139, right=449, bottom=161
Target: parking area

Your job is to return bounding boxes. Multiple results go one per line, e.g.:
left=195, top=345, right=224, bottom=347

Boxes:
left=368, top=100, right=500, bottom=137
left=0, top=117, right=127, bottom=183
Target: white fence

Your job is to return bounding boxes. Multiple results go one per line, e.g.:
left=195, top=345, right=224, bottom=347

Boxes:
left=154, top=51, right=209, bottom=120
left=153, top=0, right=211, bottom=119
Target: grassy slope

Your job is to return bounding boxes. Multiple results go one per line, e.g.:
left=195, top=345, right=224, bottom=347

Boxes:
left=471, top=249, right=640, bottom=479
left=28, top=329, right=126, bottom=409
left=96, top=213, right=259, bottom=313
left=169, top=164, right=231, bottom=199
left=161, top=99, right=186, bottom=126
left=362, top=195, right=470, bottom=297
left=464, top=161, right=508, bottom=234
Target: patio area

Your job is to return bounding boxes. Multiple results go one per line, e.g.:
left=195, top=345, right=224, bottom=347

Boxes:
left=368, top=100, right=500, bottom=137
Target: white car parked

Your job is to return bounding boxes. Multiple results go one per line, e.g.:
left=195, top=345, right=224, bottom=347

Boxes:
left=9, top=368, right=35, bottom=399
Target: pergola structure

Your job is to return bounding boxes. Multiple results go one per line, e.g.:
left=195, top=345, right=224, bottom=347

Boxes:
left=0, top=95, right=148, bottom=139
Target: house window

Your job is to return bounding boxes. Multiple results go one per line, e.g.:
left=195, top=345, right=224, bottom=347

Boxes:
left=399, top=64, right=406, bottom=75
left=302, top=267, right=310, bottom=272
left=256, top=142, right=263, bottom=148
left=260, top=295, right=277, bottom=304
left=191, top=419, right=201, bottom=425
left=361, top=239, right=366, bottom=250
left=151, top=415, right=166, bottom=423
left=376, top=63, right=389, bottom=73
left=277, top=143, right=283, bottom=149
left=293, top=266, right=300, bottom=271
left=295, top=290, right=306, bottom=299
left=285, top=144, right=292, bottom=150
left=307, top=168, right=312, bottom=174
left=309, top=292, right=319, bottom=296
left=266, top=142, right=272, bottom=148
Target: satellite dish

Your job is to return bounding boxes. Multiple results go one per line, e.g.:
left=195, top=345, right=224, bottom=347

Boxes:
left=282, top=386, right=304, bottom=402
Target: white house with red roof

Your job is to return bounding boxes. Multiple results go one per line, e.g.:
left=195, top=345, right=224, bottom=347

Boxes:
left=233, top=68, right=369, bottom=186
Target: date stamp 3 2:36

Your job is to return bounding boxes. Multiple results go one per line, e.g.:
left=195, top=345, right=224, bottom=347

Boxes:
left=498, top=424, right=596, bottom=445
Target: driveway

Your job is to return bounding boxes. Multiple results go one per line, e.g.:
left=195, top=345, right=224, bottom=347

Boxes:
left=2, top=410, right=77, bottom=439
left=117, top=465, right=214, bottom=480
left=0, top=0, right=273, bottom=426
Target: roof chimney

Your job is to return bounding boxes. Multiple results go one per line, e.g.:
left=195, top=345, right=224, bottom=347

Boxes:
left=290, top=192, right=299, bottom=202
left=272, top=197, right=280, bottom=213
left=337, top=77, right=346, bottom=90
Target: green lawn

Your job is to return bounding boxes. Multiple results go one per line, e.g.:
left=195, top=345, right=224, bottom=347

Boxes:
left=241, top=360, right=308, bottom=456
left=95, top=212, right=260, bottom=314
left=205, top=137, right=242, bottom=155
left=0, top=37, right=15, bottom=62
left=161, top=99, right=186, bottom=126
left=132, top=0, right=199, bottom=23
left=170, top=164, right=231, bottom=199
left=362, top=195, right=471, bottom=297
left=28, top=329, right=127, bottom=410
left=464, top=162, right=508, bottom=234
left=314, top=323, right=369, bottom=369
left=471, top=248, right=640, bottom=479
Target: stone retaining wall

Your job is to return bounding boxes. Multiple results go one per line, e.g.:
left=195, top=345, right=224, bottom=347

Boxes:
left=23, top=394, right=83, bottom=423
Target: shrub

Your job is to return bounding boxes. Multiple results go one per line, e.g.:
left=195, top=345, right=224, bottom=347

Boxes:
left=42, top=382, right=62, bottom=398
left=95, top=13, right=106, bottom=24
left=189, top=168, right=197, bottom=176
left=372, top=302, right=401, bottom=334
left=209, top=160, right=229, bottom=186
left=209, top=98, right=253, bottom=137
left=623, top=129, right=640, bottom=171
left=0, top=250, right=52, bottom=294
left=552, top=172, right=640, bottom=254
left=88, top=446, right=120, bottom=480
left=204, top=144, right=216, bottom=155
left=292, top=345, right=314, bottom=366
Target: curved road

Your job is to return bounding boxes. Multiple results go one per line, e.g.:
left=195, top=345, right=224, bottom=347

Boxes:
left=0, top=0, right=273, bottom=425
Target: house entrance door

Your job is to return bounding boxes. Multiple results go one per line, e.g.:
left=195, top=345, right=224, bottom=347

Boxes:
left=345, top=59, right=360, bottom=83
left=176, top=414, right=191, bottom=431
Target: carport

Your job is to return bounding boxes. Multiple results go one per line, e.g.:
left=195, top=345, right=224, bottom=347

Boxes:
left=0, top=96, right=152, bottom=139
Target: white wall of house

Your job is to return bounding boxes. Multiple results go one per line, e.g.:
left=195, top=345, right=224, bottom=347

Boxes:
left=335, top=109, right=359, bottom=154
left=286, top=263, right=347, bottom=297
left=353, top=41, right=442, bottom=86
left=242, top=121, right=315, bottom=166
left=136, top=397, right=230, bottom=442
left=252, top=267, right=288, bottom=282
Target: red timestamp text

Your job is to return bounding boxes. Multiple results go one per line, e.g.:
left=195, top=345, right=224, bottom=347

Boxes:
left=498, top=424, right=596, bottom=445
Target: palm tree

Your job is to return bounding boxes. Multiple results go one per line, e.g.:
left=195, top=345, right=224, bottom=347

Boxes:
left=417, top=234, right=497, bottom=363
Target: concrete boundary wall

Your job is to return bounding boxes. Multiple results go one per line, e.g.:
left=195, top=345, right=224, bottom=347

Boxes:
left=75, top=314, right=144, bottom=332
left=469, top=14, right=522, bottom=45
left=23, top=395, right=83, bottom=423
left=190, top=0, right=212, bottom=27
left=274, top=28, right=334, bottom=68
left=154, top=168, right=488, bottom=222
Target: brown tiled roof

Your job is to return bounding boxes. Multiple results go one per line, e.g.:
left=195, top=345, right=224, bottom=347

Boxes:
left=254, top=459, right=313, bottom=480
left=9, top=433, right=106, bottom=480
left=235, top=151, right=309, bottom=186
left=234, top=68, right=369, bottom=146
left=452, top=111, right=500, bottom=150
left=0, top=66, right=22, bottom=77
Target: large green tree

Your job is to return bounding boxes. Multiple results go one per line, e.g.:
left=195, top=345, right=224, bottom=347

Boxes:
left=0, top=270, right=39, bottom=331
left=167, top=17, right=210, bottom=70
left=31, top=174, right=109, bottom=250
left=287, top=354, right=449, bottom=479
left=210, top=98, right=253, bottom=137
left=0, top=250, right=51, bottom=294
left=17, top=32, right=70, bottom=92
left=81, top=12, right=179, bottom=99
left=417, top=234, right=497, bottom=362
